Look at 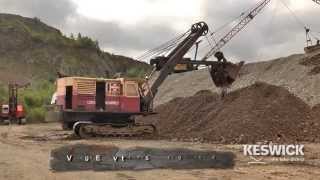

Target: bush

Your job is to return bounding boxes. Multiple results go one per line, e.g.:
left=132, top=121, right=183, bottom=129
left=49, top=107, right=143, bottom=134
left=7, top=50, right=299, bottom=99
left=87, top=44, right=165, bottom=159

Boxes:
left=126, top=67, right=147, bottom=78
left=75, top=33, right=100, bottom=50
left=21, top=80, right=55, bottom=123
left=0, top=85, right=7, bottom=103
left=24, top=93, right=42, bottom=107
left=30, top=33, right=44, bottom=43
left=26, top=107, right=46, bottom=123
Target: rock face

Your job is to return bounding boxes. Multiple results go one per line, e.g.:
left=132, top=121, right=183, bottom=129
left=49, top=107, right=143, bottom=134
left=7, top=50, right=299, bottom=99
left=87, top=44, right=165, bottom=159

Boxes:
left=154, top=52, right=320, bottom=107
left=140, top=82, right=320, bottom=144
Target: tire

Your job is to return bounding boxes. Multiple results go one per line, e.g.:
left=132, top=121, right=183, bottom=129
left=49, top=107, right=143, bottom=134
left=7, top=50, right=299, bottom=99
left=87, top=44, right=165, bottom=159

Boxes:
left=19, top=118, right=27, bottom=125
left=78, top=124, right=93, bottom=139
left=62, top=122, right=72, bottom=130
left=3, top=119, right=10, bottom=125
left=73, top=123, right=92, bottom=139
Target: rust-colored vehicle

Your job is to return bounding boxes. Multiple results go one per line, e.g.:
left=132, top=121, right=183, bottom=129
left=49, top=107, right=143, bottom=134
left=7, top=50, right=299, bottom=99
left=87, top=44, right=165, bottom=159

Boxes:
left=0, top=83, right=28, bottom=125
left=54, top=22, right=243, bottom=138
left=55, top=77, right=154, bottom=136
left=0, top=104, right=26, bottom=124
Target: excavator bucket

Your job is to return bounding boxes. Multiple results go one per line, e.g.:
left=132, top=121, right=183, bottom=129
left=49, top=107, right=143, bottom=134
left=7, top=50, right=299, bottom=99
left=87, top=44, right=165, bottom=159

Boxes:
left=210, top=61, right=244, bottom=87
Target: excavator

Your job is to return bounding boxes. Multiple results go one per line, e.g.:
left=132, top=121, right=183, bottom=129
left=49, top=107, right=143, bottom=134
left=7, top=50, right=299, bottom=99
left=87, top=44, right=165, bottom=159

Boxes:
left=53, top=0, right=320, bottom=138
left=54, top=22, right=243, bottom=138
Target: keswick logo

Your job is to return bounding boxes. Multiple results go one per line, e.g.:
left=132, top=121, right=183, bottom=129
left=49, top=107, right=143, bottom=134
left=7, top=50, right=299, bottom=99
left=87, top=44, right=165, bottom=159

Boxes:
left=243, top=144, right=305, bottom=164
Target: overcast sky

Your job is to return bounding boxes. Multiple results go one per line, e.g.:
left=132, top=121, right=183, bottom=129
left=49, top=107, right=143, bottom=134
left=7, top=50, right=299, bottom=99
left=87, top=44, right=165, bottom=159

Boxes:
left=1, top=0, right=320, bottom=62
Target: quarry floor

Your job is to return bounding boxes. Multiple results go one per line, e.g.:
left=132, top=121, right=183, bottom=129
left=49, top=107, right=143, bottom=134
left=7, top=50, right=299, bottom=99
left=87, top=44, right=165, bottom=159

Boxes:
left=0, top=123, right=320, bottom=180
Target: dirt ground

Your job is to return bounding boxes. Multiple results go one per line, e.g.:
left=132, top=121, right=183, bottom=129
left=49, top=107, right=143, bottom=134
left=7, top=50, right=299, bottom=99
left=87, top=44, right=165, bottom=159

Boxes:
left=0, top=123, right=320, bottom=180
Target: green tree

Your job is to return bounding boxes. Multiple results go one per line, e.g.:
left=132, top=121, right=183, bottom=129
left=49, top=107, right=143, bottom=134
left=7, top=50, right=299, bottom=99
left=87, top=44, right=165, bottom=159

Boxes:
left=77, top=33, right=82, bottom=40
left=70, top=33, right=75, bottom=40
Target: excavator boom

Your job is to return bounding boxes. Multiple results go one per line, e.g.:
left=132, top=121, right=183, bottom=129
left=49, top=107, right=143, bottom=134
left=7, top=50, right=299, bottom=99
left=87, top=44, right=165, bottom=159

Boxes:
left=201, top=0, right=271, bottom=61
left=143, top=22, right=209, bottom=105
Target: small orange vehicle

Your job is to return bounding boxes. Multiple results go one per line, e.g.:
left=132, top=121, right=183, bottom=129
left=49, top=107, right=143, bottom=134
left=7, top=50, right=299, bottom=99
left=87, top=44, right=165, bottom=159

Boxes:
left=0, top=83, right=27, bottom=125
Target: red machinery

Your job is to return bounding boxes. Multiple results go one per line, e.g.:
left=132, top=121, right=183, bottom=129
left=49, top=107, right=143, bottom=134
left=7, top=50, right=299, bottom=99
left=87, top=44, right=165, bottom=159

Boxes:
left=0, top=83, right=28, bottom=125
left=55, top=22, right=243, bottom=138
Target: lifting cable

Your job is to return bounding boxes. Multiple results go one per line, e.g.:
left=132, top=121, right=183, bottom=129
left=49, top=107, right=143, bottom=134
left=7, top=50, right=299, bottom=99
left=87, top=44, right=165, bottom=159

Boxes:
left=136, top=30, right=191, bottom=61
left=136, top=31, right=189, bottom=60
left=206, top=1, right=264, bottom=44
left=279, top=0, right=306, bottom=27
left=136, top=34, right=186, bottom=60
left=279, top=0, right=320, bottom=44
left=144, top=30, right=190, bottom=55
left=138, top=0, right=319, bottom=63
left=137, top=0, right=269, bottom=62
left=208, top=3, right=257, bottom=37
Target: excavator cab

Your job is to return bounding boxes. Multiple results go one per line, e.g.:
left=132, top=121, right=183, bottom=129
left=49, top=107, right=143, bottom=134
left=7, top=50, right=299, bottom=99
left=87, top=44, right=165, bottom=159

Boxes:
left=150, top=56, right=196, bottom=73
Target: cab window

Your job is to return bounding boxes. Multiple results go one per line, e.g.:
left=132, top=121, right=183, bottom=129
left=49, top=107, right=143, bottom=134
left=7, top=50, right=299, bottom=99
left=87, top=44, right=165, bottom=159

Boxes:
left=107, top=82, right=122, bottom=96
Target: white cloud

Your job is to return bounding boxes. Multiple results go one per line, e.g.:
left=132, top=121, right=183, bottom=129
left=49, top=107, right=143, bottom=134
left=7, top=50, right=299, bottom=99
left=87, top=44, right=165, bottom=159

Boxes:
left=1, top=0, right=320, bottom=61
left=73, top=0, right=205, bottom=28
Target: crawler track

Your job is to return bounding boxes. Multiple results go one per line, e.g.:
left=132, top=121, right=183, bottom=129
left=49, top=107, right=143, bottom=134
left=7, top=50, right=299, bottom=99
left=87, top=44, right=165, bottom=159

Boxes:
left=73, top=122, right=156, bottom=138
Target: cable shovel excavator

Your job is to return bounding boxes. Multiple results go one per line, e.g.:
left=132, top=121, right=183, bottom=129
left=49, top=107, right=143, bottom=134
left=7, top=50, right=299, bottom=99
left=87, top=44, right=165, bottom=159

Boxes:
left=54, top=22, right=243, bottom=138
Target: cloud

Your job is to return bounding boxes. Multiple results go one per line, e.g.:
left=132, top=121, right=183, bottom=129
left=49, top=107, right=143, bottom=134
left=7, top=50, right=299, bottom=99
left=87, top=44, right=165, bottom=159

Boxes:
left=0, top=0, right=184, bottom=58
left=0, top=0, right=320, bottom=62
left=64, top=15, right=179, bottom=55
left=202, top=0, right=320, bottom=61
left=0, top=0, right=77, bottom=27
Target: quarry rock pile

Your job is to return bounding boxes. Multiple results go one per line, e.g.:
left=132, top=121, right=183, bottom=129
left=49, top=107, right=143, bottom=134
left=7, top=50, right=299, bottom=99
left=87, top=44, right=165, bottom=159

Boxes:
left=140, top=82, right=320, bottom=144
left=154, top=52, right=320, bottom=107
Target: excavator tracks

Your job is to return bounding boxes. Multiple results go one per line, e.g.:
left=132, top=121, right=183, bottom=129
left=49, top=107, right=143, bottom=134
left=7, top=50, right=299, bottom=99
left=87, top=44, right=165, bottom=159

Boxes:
left=73, top=122, right=156, bottom=139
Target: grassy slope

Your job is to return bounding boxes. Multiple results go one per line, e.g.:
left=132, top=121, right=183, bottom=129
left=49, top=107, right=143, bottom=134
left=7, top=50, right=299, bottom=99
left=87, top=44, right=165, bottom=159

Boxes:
left=0, top=13, right=151, bottom=122
left=0, top=13, right=150, bottom=83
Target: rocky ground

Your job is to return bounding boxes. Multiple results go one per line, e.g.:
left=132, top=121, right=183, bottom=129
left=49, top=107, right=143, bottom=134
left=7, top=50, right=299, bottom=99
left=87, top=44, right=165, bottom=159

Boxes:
left=1, top=51, right=320, bottom=179
left=1, top=123, right=320, bottom=180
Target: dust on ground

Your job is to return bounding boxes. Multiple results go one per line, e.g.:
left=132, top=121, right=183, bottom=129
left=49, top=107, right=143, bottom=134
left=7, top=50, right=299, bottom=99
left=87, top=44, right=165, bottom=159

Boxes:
left=0, top=123, right=320, bottom=180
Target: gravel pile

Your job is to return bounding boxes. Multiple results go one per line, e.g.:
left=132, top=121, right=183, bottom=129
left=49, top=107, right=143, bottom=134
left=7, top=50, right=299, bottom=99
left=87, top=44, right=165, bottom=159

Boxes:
left=141, top=82, right=320, bottom=144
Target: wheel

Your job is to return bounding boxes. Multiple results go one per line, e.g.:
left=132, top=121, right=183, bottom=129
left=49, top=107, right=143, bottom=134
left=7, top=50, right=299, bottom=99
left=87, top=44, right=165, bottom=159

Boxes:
left=62, top=123, right=68, bottom=130
left=74, top=123, right=92, bottom=139
left=3, top=119, right=10, bottom=125
left=221, top=89, right=226, bottom=98
left=221, top=87, right=228, bottom=98
left=19, top=118, right=27, bottom=125
left=61, top=122, right=74, bottom=130
left=61, top=122, right=73, bottom=130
